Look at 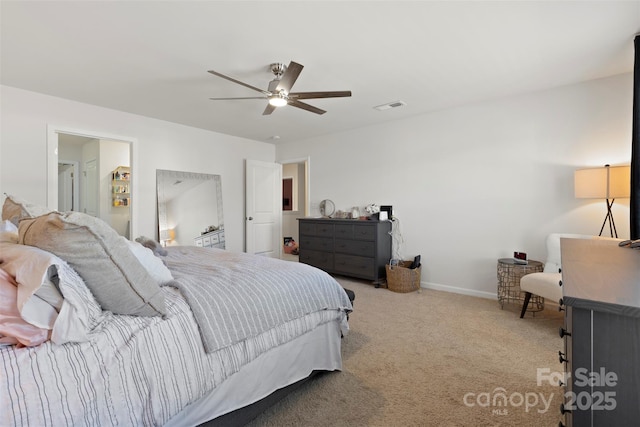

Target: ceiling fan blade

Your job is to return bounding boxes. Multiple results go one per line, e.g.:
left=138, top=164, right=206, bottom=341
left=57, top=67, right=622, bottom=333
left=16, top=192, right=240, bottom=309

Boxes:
left=288, top=91, right=352, bottom=100
left=288, top=99, right=326, bottom=115
left=209, top=97, right=266, bottom=100
left=207, top=70, right=270, bottom=95
left=262, top=103, right=277, bottom=115
left=276, top=61, right=304, bottom=93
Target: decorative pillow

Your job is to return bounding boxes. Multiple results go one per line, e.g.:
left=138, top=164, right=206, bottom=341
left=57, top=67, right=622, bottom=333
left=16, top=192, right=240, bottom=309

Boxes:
left=18, top=211, right=166, bottom=317
left=0, top=220, right=19, bottom=243
left=0, top=241, right=103, bottom=344
left=2, top=194, right=53, bottom=227
left=126, top=239, right=174, bottom=285
left=0, top=268, right=50, bottom=347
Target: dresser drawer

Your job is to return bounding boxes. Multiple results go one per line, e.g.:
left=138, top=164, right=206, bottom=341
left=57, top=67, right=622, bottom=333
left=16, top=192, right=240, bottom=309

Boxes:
left=334, top=239, right=374, bottom=257
left=334, top=224, right=353, bottom=239
left=300, top=249, right=334, bottom=271
left=353, top=224, right=375, bottom=241
left=315, top=223, right=334, bottom=236
left=299, top=236, right=333, bottom=252
left=334, top=254, right=375, bottom=277
left=300, top=221, right=334, bottom=237
left=299, top=222, right=316, bottom=236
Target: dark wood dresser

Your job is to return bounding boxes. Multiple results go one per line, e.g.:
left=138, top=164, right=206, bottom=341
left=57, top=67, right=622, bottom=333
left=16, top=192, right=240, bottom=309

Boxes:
left=559, top=238, right=640, bottom=426
left=298, top=218, right=392, bottom=285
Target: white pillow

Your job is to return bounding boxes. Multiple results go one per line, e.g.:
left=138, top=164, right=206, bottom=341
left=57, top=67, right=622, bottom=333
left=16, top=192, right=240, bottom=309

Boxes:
left=125, top=239, right=174, bottom=285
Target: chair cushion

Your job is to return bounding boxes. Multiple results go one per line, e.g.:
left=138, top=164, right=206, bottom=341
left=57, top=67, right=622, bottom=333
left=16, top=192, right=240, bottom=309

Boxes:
left=520, top=272, right=563, bottom=303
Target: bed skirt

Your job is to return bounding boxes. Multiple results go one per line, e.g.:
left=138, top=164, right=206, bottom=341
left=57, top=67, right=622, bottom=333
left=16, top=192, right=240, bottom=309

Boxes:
left=164, top=319, right=343, bottom=427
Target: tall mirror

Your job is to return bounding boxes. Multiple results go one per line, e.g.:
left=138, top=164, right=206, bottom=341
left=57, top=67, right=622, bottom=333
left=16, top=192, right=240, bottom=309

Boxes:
left=156, top=169, right=224, bottom=249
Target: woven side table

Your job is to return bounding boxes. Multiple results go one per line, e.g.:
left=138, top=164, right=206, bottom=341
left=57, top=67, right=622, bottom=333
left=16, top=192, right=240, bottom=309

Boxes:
left=497, top=258, right=544, bottom=311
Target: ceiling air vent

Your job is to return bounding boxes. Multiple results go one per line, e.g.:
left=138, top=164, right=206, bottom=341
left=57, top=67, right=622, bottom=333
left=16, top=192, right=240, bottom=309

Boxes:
left=373, top=101, right=407, bottom=111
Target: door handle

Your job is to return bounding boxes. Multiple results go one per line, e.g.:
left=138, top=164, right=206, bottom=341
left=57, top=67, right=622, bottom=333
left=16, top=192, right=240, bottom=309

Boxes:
left=247, top=216, right=253, bottom=221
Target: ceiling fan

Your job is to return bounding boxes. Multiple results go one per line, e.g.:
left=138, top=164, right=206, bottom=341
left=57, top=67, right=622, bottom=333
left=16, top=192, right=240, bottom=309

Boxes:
left=208, top=61, right=352, bottom=115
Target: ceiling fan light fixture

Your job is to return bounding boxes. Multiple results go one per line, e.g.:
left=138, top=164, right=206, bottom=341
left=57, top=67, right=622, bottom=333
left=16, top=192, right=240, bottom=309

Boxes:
left=268, top=93, right=288, bottom=107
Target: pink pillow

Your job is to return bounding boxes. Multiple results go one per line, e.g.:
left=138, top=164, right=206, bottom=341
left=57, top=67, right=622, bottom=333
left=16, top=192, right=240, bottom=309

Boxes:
left=0, top=269, right=50, bottom=347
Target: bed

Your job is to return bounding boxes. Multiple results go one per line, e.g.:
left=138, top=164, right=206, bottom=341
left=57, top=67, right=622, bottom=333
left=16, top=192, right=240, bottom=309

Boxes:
left=0, top=196, right=353, bottom=426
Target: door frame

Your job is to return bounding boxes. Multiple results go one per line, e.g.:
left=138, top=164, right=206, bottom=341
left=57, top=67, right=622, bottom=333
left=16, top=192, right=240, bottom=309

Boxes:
left=47, top=125, right=138, bottom=238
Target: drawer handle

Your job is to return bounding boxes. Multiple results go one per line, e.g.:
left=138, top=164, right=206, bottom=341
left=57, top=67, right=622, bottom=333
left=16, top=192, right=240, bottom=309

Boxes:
left=559, top=328, right=571, bottom=338
left=558, top=351, right=568, bottom=364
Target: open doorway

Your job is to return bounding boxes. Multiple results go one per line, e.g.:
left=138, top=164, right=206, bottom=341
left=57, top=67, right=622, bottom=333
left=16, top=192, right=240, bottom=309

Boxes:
left=280, top=157, right=310, bottom=260
left=47, top=127, right=134, bottom=238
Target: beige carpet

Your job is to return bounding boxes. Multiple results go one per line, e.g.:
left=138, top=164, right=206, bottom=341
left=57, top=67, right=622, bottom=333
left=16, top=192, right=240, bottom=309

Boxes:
left=247, top=277, right=565, bottom=427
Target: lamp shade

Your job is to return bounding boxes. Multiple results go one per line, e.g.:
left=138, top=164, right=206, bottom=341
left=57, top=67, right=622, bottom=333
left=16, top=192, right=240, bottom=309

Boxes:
left=159, top=228, right=175, bottom=241
left=574, top=165, right=631, bottom=199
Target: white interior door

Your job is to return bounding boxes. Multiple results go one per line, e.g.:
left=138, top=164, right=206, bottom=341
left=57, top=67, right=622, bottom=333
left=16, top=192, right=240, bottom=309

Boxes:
left=245, top=159, right=282, bottom=257
left=58, top=161, right=80, bottom=212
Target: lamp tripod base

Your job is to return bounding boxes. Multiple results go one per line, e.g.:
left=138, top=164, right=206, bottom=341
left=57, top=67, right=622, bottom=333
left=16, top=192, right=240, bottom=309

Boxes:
left=599, top=198, right=618, bottom=238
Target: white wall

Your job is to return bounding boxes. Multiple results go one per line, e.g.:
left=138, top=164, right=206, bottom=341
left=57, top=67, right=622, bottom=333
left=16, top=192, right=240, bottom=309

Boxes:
left=276, top=74, right=633, bottom=298
left=0, top=85, right=275, bottom=252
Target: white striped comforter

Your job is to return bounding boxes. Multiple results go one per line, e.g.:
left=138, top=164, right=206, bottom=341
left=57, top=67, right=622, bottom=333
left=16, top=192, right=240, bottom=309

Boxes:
left=163, top=247, right=353, bottom=353
left=1, top=249, right=351, bottom=426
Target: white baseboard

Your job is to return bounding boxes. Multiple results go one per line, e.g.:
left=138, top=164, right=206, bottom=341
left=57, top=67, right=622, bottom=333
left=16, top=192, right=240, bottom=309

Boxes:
left=420, top=281, right=497, bottom=300
left=420, top=281, right=561, bottom=311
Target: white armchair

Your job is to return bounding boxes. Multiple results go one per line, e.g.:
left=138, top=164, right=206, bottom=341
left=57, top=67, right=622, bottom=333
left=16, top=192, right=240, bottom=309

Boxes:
left=519, top=233, right=596, bottom=318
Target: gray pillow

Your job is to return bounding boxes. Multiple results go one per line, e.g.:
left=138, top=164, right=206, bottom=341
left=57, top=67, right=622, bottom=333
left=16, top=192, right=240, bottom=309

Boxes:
left=2, top=194, right=53, bottom=227
left=18, top=211, right=166, bottom=317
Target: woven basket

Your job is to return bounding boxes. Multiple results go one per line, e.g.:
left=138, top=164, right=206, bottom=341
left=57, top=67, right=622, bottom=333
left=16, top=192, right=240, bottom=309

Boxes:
left=385, top=261, right=421, bottom=293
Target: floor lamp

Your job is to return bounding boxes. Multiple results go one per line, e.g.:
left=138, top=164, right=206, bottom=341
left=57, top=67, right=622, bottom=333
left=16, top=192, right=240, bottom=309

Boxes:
left=575, top=164, right=631, bottom=238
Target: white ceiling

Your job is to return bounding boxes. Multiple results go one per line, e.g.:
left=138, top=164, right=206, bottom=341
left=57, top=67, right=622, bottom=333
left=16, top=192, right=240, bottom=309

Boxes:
left=1, top=1, right=638, bottom=144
